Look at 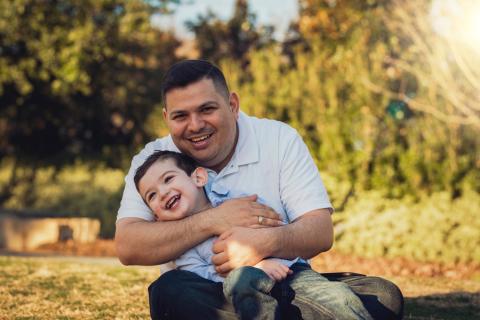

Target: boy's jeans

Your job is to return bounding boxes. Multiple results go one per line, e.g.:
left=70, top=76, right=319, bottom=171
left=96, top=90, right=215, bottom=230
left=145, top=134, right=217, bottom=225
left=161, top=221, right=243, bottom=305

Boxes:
left=222, top=263, right=373, bottom=320
left=148, top=263, right=404, bottom=320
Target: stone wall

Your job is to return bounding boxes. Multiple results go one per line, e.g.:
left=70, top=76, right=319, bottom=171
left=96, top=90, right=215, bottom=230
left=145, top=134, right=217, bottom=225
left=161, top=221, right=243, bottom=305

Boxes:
left=0, top=214, right=100, bottom=251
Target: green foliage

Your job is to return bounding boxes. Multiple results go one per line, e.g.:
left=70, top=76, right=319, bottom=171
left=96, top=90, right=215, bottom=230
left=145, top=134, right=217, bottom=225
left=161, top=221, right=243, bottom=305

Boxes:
left=186, top=0, right=274, bottom=66
left=219, top=0, right=480, bottom=263
left=222, top=0, right=480, bottom=201
left=0, top=0, right=179, bottom=170
left=334, top=190, right=480, bottom=264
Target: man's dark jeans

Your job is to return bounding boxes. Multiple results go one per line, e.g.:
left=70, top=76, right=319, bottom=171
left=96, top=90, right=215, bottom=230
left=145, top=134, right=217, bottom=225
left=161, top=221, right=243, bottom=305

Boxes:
left=148, top=264, right=404, bottom=320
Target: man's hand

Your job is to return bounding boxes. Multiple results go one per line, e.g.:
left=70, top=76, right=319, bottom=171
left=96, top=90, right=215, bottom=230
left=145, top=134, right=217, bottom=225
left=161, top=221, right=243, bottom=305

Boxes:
left=255, top=259, right=292, bottom=281
left=209, top=195, right=283, bottom=235
left=211, top=209, right=333, bottom=275
left=211, top=227, right=270, bottom=274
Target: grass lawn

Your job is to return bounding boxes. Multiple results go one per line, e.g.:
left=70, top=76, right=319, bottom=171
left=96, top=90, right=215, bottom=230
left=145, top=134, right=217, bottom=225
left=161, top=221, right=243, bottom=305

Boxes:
left=0, top=255, right=479, bottom=319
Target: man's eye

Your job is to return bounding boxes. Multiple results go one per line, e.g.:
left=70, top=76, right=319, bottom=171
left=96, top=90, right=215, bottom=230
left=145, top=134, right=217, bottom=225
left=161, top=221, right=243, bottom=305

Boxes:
left=172, top=114, right=186, bottom=120
left=202, top=107, right=215, bottom=113
left=165, top=176, right=174, bottom=183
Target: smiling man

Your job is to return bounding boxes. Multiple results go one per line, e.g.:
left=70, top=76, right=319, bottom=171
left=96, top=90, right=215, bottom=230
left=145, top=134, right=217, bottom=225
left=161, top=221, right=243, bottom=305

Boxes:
left=115, top=60, right=404, bottom=320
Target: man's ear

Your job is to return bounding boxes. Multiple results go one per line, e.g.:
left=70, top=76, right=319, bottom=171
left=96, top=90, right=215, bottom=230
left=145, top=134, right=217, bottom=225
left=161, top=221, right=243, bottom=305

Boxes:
left=163, top=108, right=167, bottom=120
left=229, top=92, right=240, bottom=119
left=191, top=167, right=208, bottom=187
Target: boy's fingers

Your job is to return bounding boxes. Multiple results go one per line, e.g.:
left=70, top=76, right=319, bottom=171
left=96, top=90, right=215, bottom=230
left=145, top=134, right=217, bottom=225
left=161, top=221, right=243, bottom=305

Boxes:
left=211, top=252, right=228, bottom=265
left=215, top=261, right=232, bottom=274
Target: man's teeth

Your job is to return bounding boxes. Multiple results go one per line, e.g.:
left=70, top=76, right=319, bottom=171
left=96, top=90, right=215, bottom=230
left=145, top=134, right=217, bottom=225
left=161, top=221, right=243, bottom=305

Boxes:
left=166, top=195, right=180, bottom=209
left=190, top=134, right=211, bottom=142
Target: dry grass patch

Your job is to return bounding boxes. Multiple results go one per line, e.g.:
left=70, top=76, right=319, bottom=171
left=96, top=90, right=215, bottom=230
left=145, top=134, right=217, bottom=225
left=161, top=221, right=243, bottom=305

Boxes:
left=1, top=255, right=479, bottom=319
left=0, top=256, right=158, bottom=319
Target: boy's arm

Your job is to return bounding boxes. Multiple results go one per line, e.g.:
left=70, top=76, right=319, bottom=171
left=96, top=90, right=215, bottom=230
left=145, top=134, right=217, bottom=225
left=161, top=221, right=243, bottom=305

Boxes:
left=115, top=195, right=282, bottom=265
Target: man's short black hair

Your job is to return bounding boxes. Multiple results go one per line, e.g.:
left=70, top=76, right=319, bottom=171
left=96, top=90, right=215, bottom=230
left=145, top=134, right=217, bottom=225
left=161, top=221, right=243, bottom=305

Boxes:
left=134, top=150, right=199, bottom=193
left=161, top=60, right=230, bottom=107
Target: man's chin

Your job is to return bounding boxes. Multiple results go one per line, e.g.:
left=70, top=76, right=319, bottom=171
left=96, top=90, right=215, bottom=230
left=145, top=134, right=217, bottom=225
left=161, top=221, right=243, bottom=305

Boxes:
left=186, top=151, right=215, bottom=165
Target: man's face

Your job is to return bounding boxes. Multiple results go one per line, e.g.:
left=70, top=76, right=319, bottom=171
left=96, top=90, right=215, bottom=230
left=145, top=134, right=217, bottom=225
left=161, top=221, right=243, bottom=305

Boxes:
left=163, top=78, right=239, bottom=172
left=138, top=159, right=206, bottom=221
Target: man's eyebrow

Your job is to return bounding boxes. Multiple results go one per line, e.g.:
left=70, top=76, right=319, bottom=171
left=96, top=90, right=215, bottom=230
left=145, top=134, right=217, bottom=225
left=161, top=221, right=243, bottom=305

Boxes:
left=168, top=101, right=219, bottom=117
left=198, top=101, right=218, bottom=108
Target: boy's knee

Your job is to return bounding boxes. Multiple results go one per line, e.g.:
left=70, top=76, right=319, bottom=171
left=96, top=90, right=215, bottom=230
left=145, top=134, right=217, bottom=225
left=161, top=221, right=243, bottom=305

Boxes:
left=224, top=266, right=274, bottom=297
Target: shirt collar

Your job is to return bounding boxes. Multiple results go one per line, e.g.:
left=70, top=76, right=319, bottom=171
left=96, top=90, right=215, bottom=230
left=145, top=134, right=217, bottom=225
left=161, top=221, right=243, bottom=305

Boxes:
left=234, top=111, right=259, bottom=166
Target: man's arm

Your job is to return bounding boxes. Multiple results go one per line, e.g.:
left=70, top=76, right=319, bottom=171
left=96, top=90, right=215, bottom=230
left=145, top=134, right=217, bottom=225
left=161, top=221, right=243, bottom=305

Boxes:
left=116, top=214, right=212, bottom=266
left=115, top=195, right=283, bottom=265
left=211, top=208, right=333, bottom=273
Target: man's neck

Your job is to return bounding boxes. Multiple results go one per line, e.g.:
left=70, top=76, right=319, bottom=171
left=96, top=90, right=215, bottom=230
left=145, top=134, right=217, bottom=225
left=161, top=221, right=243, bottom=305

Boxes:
left=210, top=123, right=239, bottom=173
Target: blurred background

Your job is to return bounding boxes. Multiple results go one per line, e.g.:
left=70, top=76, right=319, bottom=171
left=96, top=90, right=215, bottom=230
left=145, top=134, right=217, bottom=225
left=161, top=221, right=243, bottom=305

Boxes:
left=0, top=0, right=479, bottom=267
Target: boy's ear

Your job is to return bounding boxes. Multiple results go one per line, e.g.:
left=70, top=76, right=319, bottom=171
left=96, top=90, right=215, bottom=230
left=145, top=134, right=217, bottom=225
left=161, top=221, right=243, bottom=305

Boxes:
left=191, top=167, right=208, bottom=187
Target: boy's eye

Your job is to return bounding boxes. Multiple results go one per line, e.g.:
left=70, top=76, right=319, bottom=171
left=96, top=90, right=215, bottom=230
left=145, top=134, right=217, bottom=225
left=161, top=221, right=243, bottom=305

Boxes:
left=164, top=175, right=174, bottom=183
left=147, top=192, right=156, bottom=202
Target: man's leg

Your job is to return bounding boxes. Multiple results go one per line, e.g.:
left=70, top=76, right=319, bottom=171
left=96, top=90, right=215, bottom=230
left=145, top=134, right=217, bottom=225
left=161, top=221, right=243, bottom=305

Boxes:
left=287, top=263, right=374, bottom=320
left=223, top=266, right=279, bottom=320
left=148, top=269, right=238, bottom=320
left=322, top=272, right=404, bottom=320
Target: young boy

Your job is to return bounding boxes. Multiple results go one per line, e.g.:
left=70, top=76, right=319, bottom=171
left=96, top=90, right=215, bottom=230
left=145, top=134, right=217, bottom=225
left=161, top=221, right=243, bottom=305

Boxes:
left=134, top=150, right=373, bottom=320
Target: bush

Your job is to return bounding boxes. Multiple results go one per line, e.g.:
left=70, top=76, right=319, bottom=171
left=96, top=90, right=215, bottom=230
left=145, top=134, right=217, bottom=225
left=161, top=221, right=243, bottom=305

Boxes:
left=334, top=190, right=480, bottom=264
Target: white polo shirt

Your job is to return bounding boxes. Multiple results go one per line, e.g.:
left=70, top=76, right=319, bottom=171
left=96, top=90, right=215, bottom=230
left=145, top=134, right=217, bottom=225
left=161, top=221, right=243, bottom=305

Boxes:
left=117, top=111, right=332, bottom=223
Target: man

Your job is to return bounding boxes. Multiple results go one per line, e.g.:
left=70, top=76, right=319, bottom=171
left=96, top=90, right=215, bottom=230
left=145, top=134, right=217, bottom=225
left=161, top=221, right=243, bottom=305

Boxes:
left=115, top=60, right=404, bottom=319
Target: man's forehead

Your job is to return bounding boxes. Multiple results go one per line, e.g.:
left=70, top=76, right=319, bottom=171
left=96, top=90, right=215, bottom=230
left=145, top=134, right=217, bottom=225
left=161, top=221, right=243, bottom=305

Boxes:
left=164, top=79, right=226, bottom=110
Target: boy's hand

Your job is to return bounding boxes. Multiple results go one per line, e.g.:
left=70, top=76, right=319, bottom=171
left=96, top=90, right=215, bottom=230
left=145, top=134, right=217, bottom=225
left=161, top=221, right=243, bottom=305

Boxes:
left=254, top=259, right=292, bottom=282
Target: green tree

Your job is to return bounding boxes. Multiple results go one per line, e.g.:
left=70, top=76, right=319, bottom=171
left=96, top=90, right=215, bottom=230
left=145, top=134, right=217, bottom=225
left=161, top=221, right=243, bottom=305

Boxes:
left=0, top=0, right=180, bottom=205
left=224, top=0, right=479, bottom=202
left=186, top=0, right=274, bottom=67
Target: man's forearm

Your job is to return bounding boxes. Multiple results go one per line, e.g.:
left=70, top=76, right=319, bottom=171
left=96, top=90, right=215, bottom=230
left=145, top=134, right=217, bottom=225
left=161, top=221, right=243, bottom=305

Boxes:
left=115, top=211, right=214, bottom=265
left=265, top=209, right=333, bottom=260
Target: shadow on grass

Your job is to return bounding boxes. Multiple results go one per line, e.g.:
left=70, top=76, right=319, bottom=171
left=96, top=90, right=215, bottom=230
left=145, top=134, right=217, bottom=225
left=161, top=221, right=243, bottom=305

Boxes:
left=404, top=291, right=480, bottom=320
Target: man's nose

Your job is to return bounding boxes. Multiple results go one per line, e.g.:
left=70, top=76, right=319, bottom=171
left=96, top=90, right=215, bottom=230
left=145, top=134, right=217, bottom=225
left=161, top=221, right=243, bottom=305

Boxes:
left=188, top=114, right=205, bottom=132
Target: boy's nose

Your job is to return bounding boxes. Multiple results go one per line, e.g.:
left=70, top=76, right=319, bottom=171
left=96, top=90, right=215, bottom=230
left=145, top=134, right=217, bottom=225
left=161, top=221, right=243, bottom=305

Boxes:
left=159, top=186, right=170, bottom=200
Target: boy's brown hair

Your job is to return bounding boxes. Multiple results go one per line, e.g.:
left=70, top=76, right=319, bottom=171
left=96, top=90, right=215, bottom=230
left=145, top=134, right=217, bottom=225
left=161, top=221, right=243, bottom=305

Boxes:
left=134, top=150, right=199, bottom=193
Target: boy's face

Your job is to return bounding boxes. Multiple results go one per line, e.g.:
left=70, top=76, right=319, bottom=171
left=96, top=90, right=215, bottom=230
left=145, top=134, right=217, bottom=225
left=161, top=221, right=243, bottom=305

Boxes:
left=138, top=159, right=207, bottom=221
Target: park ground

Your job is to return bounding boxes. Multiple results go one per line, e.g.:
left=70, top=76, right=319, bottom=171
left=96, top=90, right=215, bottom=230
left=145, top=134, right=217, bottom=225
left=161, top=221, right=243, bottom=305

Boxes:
left=0, top=240, right=479, bottom=319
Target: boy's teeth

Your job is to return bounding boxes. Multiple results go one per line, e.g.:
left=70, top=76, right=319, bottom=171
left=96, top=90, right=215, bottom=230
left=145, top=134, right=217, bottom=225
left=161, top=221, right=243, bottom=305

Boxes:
left=166, top=195, right=180, bottom=209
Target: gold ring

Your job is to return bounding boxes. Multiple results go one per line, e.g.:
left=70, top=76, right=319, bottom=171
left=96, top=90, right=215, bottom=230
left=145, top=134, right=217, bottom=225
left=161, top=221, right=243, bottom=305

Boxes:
left=258, top=216, right=264, bottom=224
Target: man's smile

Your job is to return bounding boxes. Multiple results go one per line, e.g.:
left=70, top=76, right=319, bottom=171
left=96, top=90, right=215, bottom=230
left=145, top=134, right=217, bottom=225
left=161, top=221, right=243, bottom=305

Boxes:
left=188, top=133, right=214, bottom=148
